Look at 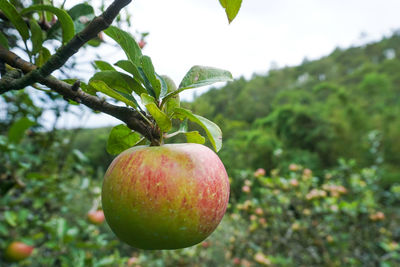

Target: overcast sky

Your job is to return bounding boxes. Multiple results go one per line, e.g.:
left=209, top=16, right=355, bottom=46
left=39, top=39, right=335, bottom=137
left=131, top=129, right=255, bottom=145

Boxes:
left=45, top=0, right=400, bottom=128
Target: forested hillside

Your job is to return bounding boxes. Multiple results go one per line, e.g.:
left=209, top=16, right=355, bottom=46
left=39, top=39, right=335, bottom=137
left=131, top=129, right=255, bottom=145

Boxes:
left=185, top=33, right=400, bottom=182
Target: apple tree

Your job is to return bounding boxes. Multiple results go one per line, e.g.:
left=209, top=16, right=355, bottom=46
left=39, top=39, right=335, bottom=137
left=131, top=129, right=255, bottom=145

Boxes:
left=0, top=0, right=243, bottom=260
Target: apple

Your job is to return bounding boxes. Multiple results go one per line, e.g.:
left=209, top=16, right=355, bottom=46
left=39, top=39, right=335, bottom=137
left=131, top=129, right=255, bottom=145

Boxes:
left=102, top=143, right=230, bottom=250
left=4, top=241, right=34, bottom=262
left=201, top=241, right=211, bottom=248
left=233, top=257, right=241, bottom=265
left=253, top=168, right=266, bottom=177
left=87, top=210, right=105, bottom=225
left=138, top=40, right=146, bottom=49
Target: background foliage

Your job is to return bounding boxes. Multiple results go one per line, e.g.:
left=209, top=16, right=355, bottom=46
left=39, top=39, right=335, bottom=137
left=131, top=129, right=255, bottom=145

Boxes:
left=1, top=0, right=400, bottom=266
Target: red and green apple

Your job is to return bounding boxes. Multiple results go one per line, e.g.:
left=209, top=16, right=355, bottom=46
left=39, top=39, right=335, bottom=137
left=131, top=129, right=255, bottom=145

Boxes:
left=4, top=241, right=34, bottom=262
left=102, top=143, right=230, bottom=250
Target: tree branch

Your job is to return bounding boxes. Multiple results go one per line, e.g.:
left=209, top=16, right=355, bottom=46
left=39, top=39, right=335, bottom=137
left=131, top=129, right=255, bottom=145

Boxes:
left=0, top=46, right=160, bottom=142
left=0, top=0, right=162, bottom=143
left=0, top=0, right=132, bottom=92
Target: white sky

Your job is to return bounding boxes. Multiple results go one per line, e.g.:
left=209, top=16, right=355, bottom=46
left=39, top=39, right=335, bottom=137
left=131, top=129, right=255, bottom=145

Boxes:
left=41, top=0, right=400, bottom=129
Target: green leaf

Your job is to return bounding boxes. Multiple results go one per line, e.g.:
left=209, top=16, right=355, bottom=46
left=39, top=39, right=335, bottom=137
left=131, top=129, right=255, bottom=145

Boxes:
left=8, top=117, right=35, bottom=144
left=94, top=60, right=116, bottom=71
left=87, top=38, right=101, bottom=47
left=173, top=107, right=222, bottom=152
left=162, top=66, right=232, bottom=104
left=141, top=56, right=161, bottom=99
left=90, top=70, right=145, bottom=96
left=157, top=73, right=168, bottom=99
left=89, top=80, right=137, bottom=108
left=30, top=19, right=43, bottom=54
left=141, top=93, right=172, bottom=132
left=165, top=120, right=205, bottom=144
left=107, top=124, right=142, bottom=155
left=68, top=3, right=95, bottom=20
left=56, top=217, right=67, bottom=242
left=21, top=5, right=75, bottom=44
left=219, top=0, right=242, bottom=23
left=115, top=60, right=145, bottom=89
left=161, top=75, right=180, bottom=116
left=35, top=47, right=51, bottom=67
left=0, top=31, right=9, bottom=49
left=138, top=67, right=156, bottom=98
left=47, top=3, right=94, bottom=40
left=72, top=149, right=88, bottom=163
left=0, top=0, right=30, bottom=41
left=179, top=65, right=233, bottom=89
left=4, top=211, right=17, bottom=227
left=104, top=26, right=142, bottom=66
left=79, top=81, right=96, bottom=95
left=185, top=131, right=206, bottom=144
left=68, top=3, right=94, bottom=33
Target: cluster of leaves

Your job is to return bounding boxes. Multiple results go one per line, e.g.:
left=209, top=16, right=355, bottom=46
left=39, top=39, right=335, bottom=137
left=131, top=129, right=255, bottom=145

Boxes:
left=0, top=1, right=102, bottom=63
left=0, top=0, right=245, bottom=153
left=84, top=25, right=233, bottom=153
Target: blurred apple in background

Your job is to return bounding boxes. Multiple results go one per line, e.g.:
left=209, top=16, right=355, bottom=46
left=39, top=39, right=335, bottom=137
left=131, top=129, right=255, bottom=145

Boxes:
left=5, top=241, right=34, bottom=262
left=87, top=210, right=105, bottom=225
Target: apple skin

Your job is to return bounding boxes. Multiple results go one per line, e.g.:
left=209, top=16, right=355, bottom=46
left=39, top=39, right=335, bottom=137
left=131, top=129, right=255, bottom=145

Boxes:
left=102, top=143, right=230, bottom=250
left=5, top=242, right=34, bottom=262
left=87, top=210, right=105, bottom=225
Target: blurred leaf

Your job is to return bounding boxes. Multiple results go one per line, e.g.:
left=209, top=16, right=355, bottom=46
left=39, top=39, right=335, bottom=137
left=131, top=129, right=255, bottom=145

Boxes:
left=106, top=124, right=142, bottom=155
left=71, top=250, right=86, bottom=267
left=8, top=117, right=35, bottom=144
left=22, top=5, right=75, bottom=44
left=72, top=149, right=88, bottom=163
left=87, top=37, right=102, bottom=47
left=29, top=19, right=43, bottom=54
left=0, top=0, right=30, bottom=41
left=173, top=107, right=222, bottom=152
left=56, top=217, right=67, bottom=243
left=0, top=31, right=9, bottom=49
left=80, top=81, right=96, bottom=95
left=0, top=223, right=8, bottom=235
left=104, top=26, right=142, bottom=66
left=4, top=211, right=17, bottom=227
left=35, top=46, right=51, bottom=67
left=68, top=3, right=95, bottom=33
left=94, top=60, right=116, bottom=71
left=141, top=93, right=172, bottom=132
left=95, top=256, right=116, bottom=266
left=89, top=80, right=138, bottom=108
left=68, top=3, right=94, bottom=19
